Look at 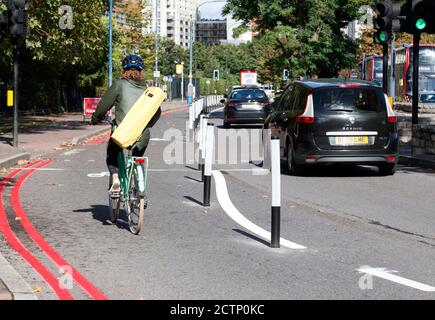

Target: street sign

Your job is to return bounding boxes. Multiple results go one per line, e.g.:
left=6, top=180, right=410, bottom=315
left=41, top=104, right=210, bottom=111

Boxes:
left=153, top=70, right=161, bottom=78
left=240, top=70, right=257, bottom=85
left=163, top=76, right=168, bottom=82
left=176, top=64, right=183, bottom=75
left=167, top=76, right=173, bottom=83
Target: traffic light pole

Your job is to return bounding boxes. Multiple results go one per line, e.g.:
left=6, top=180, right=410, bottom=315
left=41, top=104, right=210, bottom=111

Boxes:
left=412, top=32, right=421, bottom=126
left=383, top=44, right=388, bottom=94
left=13, top=40, right=18, bottom=148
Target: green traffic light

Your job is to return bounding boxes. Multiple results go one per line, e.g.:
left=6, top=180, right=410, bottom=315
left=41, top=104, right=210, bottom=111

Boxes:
left=379, top=32, right=386, bottom=42
left=415, top=18, right=427, bottom=30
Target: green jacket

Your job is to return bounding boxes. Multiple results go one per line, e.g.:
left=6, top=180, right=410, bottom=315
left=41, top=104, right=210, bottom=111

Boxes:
left=93, top=79, right=162, bottom=150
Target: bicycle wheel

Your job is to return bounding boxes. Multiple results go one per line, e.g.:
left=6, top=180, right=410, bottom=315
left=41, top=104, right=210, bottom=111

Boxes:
left=108, top=192, right=121, bottom=224
left=127, top=165, right=146, bottom=235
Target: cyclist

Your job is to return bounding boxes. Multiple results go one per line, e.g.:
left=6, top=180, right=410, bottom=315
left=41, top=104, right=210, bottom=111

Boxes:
left=91, top=54, right=161, bottom=193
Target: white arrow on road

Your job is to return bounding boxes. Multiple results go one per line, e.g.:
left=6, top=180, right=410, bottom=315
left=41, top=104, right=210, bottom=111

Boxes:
left=357, top=266, right=435, bottom=292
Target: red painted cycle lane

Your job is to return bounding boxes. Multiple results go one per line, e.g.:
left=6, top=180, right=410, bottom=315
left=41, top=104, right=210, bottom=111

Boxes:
left=0, top=161, right=74, bottom=300
left=9, top=160, right=109, bottom=300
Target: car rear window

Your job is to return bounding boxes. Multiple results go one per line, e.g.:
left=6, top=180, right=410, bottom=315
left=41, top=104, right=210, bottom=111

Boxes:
left=313, top=88, right=386, bottom=114
left=230, top=89, right=268, bottom=102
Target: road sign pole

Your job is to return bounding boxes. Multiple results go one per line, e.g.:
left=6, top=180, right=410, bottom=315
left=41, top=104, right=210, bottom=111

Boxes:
left=412, top=32, right=421, bottom=126
left=383, top=43, right=388, bottom=94
left=13, top=40, right=19, bottom=148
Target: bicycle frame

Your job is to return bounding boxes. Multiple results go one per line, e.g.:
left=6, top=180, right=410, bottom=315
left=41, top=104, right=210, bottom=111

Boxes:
left=117, top=150, right=149, bottom=201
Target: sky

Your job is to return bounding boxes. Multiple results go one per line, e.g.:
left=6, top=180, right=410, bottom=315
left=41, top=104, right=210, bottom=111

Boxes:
left=199, top=0, right=227, bottom=19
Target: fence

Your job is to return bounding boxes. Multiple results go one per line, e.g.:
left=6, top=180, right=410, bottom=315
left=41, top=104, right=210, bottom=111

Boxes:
left=189, top=95, right=224, bottom=130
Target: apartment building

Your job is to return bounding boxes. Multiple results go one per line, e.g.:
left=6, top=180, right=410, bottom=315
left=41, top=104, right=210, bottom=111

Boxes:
left=195, top=19, right=227, bottom=46
left=144, top=0, right=200, bottom=47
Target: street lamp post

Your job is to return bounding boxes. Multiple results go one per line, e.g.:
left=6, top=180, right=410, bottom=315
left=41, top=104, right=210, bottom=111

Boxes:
left=188, top=0, right=226, bottom=101
left=108, top=0, right=113, bottom=88
left=154, top=0, right=160, bottom=86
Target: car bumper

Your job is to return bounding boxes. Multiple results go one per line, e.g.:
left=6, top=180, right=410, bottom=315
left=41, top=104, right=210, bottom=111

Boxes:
left=225, top=110, right=268, bottom=124
left=294, top=134, right=399, bottom=165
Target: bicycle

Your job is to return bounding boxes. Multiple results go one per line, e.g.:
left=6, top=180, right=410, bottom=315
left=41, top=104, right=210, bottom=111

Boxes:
left=108, top=150, right=149, bottom=235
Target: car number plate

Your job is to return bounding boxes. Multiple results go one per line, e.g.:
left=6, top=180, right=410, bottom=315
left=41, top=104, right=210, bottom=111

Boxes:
left=241, top=104, right=262, bottom=110
left=335, top=136, right=369, bottom=145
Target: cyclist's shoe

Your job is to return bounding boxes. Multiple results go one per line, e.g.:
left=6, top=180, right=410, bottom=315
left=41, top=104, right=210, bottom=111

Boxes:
left=110, top=178, right=121, bottom=194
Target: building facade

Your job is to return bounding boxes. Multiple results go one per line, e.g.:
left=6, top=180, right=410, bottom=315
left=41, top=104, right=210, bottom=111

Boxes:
left=195, top=19, right=227, bottom=46
left=144, top=0, right=200, bottom=47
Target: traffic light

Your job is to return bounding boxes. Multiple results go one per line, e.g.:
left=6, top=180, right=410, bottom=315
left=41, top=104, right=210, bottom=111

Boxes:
left=411, top=0, right=435, bottom=34
left=374, top=0, right=393, bottom=44
left=7, top=0, right=29, bottom=38
left=283, top=69, right=289, bottom=81
left=213, top=69, right=220, bottom=81
left=0, top=13, right=8, bottom=37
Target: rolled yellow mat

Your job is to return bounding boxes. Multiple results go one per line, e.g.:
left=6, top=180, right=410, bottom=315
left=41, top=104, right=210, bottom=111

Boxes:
left=111, top=87, right=165, bottom=149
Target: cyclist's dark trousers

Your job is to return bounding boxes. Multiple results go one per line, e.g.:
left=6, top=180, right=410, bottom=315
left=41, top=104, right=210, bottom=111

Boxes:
left=106, top=129, right=150, bottom=175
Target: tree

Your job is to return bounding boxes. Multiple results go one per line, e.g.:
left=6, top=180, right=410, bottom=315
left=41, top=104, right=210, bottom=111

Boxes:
left=223, top=0, right=368, bottom=78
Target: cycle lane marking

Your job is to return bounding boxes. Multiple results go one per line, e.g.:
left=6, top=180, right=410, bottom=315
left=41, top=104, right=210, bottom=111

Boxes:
left=357, top=266, right=435, bottom=292
left=10, top=160, right=109, bottom=300
left=212, top=170, right=306, bottom=250
left=0, top=160, right=74, bottom=300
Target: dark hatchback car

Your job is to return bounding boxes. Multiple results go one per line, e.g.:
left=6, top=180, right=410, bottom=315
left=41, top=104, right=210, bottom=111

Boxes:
left=222, top=87, right=272, bottom=128
left=264, top=79, right=399, bottom=175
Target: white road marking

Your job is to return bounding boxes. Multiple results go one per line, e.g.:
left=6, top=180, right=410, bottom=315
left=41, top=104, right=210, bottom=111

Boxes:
left=87, top=172, right=110, bottom=178
left=63, top=149, right=85, bottom=156
left=150, top=138, right=169, bottom=141
left=212, top=170, right=306, bottom=250
left=357, top=267, right=435, bottom=292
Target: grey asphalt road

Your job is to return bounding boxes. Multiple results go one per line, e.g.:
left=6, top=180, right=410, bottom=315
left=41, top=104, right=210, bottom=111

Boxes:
left=1, top=107, right=434, bottom=300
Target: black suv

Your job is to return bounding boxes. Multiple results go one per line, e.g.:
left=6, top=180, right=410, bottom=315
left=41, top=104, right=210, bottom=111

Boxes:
left=264, top=79, right=399, bottom=175
left=222, top=87, right=271, bottom=128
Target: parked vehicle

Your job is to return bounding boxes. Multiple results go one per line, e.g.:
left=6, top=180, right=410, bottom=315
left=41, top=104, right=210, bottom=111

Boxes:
left=264, top=79, right=399, bottom=176
left=419, top=91, right=435, bottom=103
left=222, top=87, right=271, bottom=128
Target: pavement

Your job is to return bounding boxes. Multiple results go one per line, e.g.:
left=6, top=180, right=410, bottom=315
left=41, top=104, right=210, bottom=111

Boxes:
left=0, top=99, right=187, bottom=300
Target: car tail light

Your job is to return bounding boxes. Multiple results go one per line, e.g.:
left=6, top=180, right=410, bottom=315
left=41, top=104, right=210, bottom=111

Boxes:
left=226, top=101, right=240, bottom=107
left=384, top=94, right=397, bottom=123
left=135, top=159, right=145, bottom=164
left=296, top=94, right=315, bottom=124
left=386, top=156, right=396, bottom=163
left=306, top=157, right=317, bottom=163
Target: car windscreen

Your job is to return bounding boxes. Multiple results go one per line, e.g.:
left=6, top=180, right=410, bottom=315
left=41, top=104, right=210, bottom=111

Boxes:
left=229, top=89, right=268, bottom=102
left=420, top=93, right=435, bottom=103
left=313, top=87, right=386, bottom=114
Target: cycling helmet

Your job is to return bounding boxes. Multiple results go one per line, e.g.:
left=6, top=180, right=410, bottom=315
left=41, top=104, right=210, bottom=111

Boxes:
left=122, top=54, right=144, bottom=71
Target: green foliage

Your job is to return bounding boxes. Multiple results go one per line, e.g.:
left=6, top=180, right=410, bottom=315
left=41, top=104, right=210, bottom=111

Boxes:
left=223, top=0, right=368, bottom=78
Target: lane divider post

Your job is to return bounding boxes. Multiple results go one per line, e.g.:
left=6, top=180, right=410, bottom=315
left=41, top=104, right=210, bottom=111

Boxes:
left=197, top=114, right=205, bottom=172
left=270, top=136, right=281, bottom=248
left=203, top=123, right=215, bottom=207
left=201, top=116, right=208, bottom=182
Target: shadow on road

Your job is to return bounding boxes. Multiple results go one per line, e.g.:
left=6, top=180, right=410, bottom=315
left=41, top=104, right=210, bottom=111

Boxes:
left=183, top=196, right=204, bottom=207
left=233, top=229, right=271, bottom=248
left=73, top=205, right=130, bottom=231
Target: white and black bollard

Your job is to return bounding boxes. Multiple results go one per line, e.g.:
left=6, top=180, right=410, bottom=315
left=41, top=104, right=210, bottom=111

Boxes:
left=201, top=116, right=208, bottom=181
left=189, top=104, right=194, bottom=130
left=270, top=136, right=281, bottom=248
left=198, top=114, right=205, bottom=172
left=203, top=123, right=215, bottom=207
